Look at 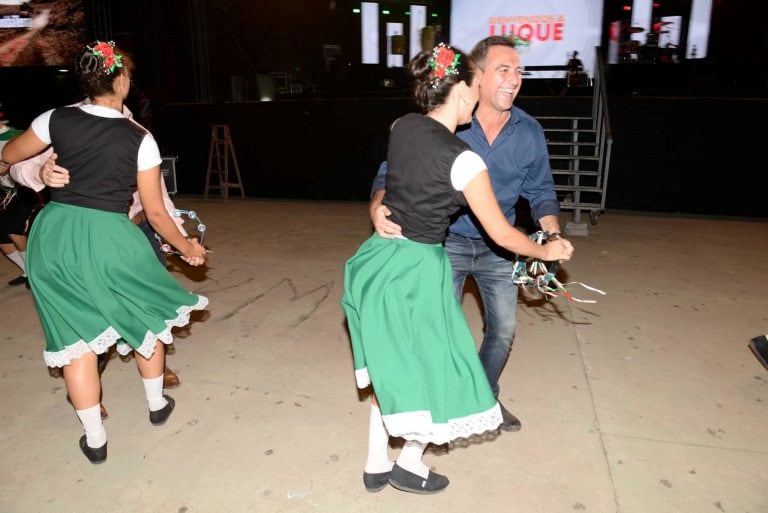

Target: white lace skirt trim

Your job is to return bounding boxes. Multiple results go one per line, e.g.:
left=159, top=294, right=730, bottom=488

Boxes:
left=383, top=402, right=503, bottom=445
left=43, top=295, right=209, bottom=367
left=43, top=326, right=120, bottom=368
left=355, top=367, right=371, bottom=388
left=130, top=295, right=209, bottom=359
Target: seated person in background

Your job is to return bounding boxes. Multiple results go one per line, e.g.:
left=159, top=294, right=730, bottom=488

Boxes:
left=565, top=51, right=586, bottom=88
left=566, top=50, right=584, bottom=73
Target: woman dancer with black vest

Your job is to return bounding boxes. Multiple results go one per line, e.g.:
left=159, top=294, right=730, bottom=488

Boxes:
left=1, top=41, right=208, bottom=464
left=342, top=43, right=573, bottom=494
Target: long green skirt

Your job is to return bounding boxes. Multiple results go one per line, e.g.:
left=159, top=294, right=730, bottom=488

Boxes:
left=342, top=234, right=502, bottom=445
left=27, top=202, right=208, bottom=368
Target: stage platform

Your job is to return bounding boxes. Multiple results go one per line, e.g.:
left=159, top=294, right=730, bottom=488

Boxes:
left=153, top=93, right=768, bottom=218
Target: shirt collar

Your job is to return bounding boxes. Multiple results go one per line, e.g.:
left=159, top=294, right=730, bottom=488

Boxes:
left=78, top=103, right=124, bottom=119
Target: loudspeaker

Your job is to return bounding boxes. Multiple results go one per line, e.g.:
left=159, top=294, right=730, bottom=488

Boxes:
left=160, top=156, right=178, bottom=195
left=391, top=35, right=406, bottom=56
left=230, top=75, right=245, bottom=102
left=421, top=26, right=436, bottom=52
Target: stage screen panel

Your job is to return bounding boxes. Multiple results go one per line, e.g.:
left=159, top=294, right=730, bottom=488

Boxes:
left=386, top=22, right=404, bottom=68
left=361, top=2, right=380, bottom=64
left=409, top=4, right=426, bottom=58
left=686, top=0, right=712, bottom=59
left=0, top=0, right=87, bottom=67
left=450, top=0, right=603, bottom=78
left=629, top=0, right=653, bottom=43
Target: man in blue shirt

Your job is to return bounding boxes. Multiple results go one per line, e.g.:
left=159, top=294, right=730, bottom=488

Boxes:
left=370, top=36, right=564, bottom=432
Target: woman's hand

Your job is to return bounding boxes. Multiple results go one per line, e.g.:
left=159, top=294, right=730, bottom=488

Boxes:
left=542, top=238, right=574, bottom=262
left=180, top=237, right=207, bottom=266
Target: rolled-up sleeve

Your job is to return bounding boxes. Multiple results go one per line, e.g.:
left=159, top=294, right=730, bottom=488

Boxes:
left=9, top=148, right=51, bottom=192
left=370, top=160, right=387, bottom=198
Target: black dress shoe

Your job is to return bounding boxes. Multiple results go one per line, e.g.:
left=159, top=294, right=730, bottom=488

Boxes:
left=388, top=463, right=449, bottom=495
left=363, top=470, right=391, bottom=492
left=149, top=395, right=175, bottom=426
left=499, top=402, right=522, bottom=432
left=79, top=435, right=107, bottom=464
left=749, top=335, right=768, bottom=371
left=163, top=367, right=181, bottom=389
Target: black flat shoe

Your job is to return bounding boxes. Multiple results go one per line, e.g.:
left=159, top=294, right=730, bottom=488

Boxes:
left=363, top=470, right=391, bottom=492
left=79, top=435, right=107, bottom=464
left=388, top=463, right=449, bottom=495
left=7, top=276, right=26, bottom=287
left=149, top=395, right=175, bottom=426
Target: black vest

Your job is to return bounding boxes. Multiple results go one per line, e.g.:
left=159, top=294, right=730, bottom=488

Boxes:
left=49, top=107, right=147, bottom=213
left=385, top=113, right=469, bottom=244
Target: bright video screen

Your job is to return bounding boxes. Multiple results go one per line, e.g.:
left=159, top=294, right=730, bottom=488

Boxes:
left=0, top=0, right=87, bottom=67
left=450, top=0, right=603, bottom=78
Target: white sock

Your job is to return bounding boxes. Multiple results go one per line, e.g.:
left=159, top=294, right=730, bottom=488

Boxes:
left=17, top=250, right=26, bottom=276
left=75, top=404, right=107, bottom=448
left=142, top=376, right=168, bottom=411
left=396, top=440, right=429, bottom=478
left=364, top=405, right=393, bottom=474
left=5, top=250, right=26, bottom=275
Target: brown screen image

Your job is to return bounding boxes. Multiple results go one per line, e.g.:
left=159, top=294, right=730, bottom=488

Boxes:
left=0, top=0, right=86, bottom=67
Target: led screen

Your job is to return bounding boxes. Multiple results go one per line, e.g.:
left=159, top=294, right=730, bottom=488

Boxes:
left=450, top=0, right=603, bottom=78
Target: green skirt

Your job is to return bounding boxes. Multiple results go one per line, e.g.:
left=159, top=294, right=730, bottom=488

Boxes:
left=342, top=234, right=501, bottom=445
left=27, top=202, right=208, bottom=368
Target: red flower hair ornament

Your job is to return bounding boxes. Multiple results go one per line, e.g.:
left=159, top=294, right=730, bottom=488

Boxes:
left=88, top=40, right=123, bottom=74
left=428, top=43, right=461, bottom=88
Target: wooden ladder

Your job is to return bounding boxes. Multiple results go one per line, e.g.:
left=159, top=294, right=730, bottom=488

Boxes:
left=204, top=124, right=245, bottom=201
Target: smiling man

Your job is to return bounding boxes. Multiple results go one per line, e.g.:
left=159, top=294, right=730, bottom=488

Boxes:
left=370, top=35, right=564, bottom=432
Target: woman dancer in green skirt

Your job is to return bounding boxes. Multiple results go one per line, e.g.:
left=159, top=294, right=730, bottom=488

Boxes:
left=342, top=43, right=574, bottom=494
left=1, top=41, right=208, bottom=464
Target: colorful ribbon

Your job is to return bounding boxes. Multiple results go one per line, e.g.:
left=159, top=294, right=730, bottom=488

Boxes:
left=512, top=231, right=605, bottom=303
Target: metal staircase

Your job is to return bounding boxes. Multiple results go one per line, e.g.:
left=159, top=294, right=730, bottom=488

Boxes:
left=537, top=48, right=613, bottom=236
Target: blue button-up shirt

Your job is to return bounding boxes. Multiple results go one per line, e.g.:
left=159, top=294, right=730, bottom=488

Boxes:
left=371, top=106, right=560, bottom=238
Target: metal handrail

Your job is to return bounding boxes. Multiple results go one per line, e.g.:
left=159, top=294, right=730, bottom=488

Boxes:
left=594, top=46, right=613, bottom=211
left=553, top=46, right=614, bottom=230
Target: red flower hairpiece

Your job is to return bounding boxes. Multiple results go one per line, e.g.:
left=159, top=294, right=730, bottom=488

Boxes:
left=428, top=43, right=460, bottom=88
left=88, top=40, right=123, bottom=74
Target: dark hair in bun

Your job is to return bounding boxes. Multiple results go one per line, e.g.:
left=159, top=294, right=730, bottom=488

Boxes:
left=73, top=41, right=134, bottom=98
left=409, top=43, right=475, bottom=114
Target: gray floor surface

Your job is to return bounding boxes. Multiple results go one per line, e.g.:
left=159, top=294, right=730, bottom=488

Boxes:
left=1, top=197, right=766, bottom=513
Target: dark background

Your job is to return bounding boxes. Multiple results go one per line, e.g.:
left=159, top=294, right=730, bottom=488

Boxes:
left=3, top=0, right=766, bottom=111
left=1, top=0, right=767, bottom=217
left=99, top=0, right=768, bottom=104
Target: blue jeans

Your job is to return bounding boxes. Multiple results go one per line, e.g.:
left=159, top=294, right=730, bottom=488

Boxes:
left=444, top=233, right=518, bottom=397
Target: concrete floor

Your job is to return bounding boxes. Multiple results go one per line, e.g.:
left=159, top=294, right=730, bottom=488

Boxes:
left=1, top=197, right=767, bottom=513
